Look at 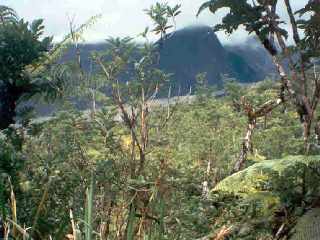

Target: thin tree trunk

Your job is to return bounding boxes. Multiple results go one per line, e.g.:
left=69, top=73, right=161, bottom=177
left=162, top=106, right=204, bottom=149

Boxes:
left=0, top=218, right=4, bottom=240
left=233, top=118, right=256, bottom=173
left=202, top=158, right=212, bottom=198
left=284, top=0, right=300, bottom=46
left=284, top=0, right=308, bottom=96
left=232, top=97, right=282, bottom=174
left=315, top=118, right=320, bottom=146
left=103, top=200, right=115, bottom=240
left=284, top=1, right=313, bottom=148
left=90, top=89, right=96, bottom=119
left=138, top=86, right=148, bottom=176
left=303, top=117, right=310, bottom=149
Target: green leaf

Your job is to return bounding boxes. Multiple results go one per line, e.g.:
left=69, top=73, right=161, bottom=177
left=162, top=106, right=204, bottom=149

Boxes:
left=0, top=5, right=18, bottom=24
left=126, top=205, right=136, bottom=240
left=197, top=0, right=214, bottom=17
left=84, top=173, right=95, bottom=240
left=30, top=19, right=44, bottom=37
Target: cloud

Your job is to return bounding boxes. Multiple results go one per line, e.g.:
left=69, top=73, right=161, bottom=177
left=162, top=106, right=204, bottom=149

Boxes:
left=3, top=0, right=309, bottom=44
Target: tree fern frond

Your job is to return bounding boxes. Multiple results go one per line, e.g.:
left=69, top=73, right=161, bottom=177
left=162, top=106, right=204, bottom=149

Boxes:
left=29, top=14, right=102, bottom=76
left=0, top=5, right=18, bottom=24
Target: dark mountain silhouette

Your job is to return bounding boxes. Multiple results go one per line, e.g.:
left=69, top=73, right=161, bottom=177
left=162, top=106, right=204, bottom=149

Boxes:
left=23, top=26, right=276, bottom=117
left=156, top=26, right=275, bottom=93
left=62, top=25, right=275, bottom=95
left=156, top=26, right=230, bottom=92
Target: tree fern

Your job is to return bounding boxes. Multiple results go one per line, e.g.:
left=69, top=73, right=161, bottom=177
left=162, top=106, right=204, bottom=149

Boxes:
left=0, top=5, right=17, bottom=24
left=29, top=14, right=102, bottom=76
left=214, top=155, right=320, bottom=194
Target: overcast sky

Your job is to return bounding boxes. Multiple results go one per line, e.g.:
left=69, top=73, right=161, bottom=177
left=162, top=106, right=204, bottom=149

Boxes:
left=3, top=0, right=309, bottom=44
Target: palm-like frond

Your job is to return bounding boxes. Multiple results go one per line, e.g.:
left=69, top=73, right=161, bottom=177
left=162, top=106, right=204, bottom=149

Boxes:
left=29, top=14, right=102, bottom=76
left=105, top=36, right=136, bottom=60
left=296, top=0, right=320, bottom=58
left=106, top=37, right=134, bottom=49
left=0, top=5, right=18, bottom=24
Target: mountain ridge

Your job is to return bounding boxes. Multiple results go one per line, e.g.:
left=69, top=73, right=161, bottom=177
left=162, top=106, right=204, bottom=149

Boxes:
left=62, top=25, right=275, bottom=94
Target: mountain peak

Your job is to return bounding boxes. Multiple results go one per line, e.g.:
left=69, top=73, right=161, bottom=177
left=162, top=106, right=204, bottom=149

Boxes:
left=174, top=25, right=214, bottom=35
left=61, top=25, right=274, bottom=95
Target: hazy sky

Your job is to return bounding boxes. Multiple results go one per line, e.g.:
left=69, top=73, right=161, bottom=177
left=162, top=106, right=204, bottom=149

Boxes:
left=3, top=0, right=309, bottom=44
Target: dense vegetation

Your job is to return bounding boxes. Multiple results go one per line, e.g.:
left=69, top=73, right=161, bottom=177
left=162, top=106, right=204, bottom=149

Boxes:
left=0, top=1, right=320, bottom=239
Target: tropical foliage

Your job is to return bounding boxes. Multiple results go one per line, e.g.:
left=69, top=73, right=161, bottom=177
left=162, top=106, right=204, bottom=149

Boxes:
left=0, top=1, right=320, bottom=240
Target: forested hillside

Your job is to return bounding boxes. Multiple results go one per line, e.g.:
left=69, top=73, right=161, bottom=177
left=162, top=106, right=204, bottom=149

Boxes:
left=0, top=1, right=320, bottom=240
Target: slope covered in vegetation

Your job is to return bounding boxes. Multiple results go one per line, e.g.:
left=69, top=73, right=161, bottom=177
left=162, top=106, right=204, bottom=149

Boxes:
left=1, top=80, right=319, bottom=239
left=1, top=0, right=320, bottom=239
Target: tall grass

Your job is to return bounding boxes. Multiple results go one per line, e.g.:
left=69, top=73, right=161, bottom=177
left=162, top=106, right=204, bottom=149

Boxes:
left=85, top=173, right=95, bottom=240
